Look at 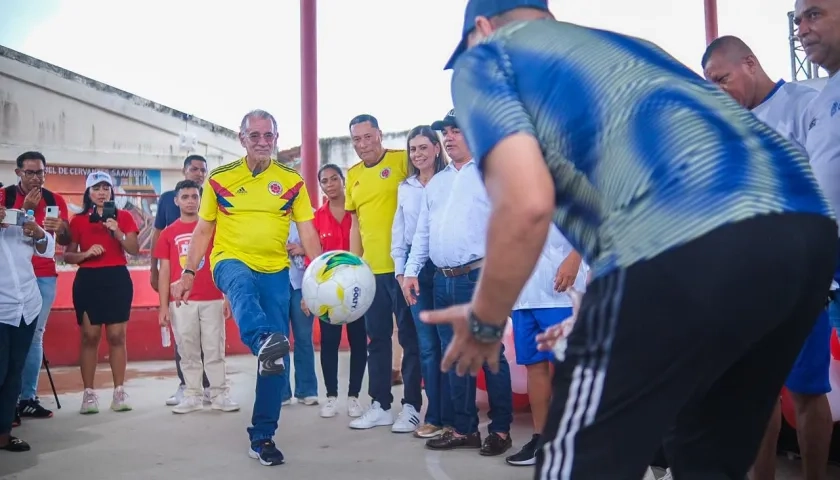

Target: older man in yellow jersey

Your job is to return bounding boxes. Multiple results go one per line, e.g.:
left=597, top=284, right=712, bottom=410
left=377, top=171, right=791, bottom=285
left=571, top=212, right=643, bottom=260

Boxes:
left=345, top=114, right=422, bottom=433
left=171, top=110, right=321, bottom=467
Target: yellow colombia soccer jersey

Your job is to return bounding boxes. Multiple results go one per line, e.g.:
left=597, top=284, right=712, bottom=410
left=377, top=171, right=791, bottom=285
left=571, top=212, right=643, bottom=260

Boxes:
left=345, top=149, right=408, bottom=274
left=199, top=158, right=314, bottom=273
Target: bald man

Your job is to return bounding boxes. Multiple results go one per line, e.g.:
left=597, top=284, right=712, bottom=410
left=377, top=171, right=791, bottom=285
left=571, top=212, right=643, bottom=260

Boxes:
left=703, top=35, right=832, bottom=480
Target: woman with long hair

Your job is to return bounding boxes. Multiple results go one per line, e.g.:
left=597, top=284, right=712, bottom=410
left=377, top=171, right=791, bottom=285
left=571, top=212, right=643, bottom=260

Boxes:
left=64, top=172, right=139, bottom=414
left=391, top=125, right=449, bottom=437
left=306, top=164, right=368, bottom=419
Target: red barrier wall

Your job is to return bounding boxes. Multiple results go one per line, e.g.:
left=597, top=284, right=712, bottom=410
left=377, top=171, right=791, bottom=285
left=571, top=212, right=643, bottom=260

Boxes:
left=45, top=269, right=349, bottom=367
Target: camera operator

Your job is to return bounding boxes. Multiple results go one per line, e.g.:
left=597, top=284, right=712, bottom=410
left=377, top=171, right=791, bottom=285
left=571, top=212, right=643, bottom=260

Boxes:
left=63, top=172, right=139, bottom=415
left=0, top=192, right=56, bottom=453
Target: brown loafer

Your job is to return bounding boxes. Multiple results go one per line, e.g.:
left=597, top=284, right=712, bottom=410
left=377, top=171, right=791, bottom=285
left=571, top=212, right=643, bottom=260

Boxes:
left=480, top=432, right=513, bottom=456
left=425, top=430, right=481, bottom=450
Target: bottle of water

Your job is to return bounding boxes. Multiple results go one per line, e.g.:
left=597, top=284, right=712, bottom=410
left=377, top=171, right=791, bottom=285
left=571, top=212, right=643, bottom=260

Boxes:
left=161, top=326, right=171, bottom=347
left=24, top=209, right=35, bottom=224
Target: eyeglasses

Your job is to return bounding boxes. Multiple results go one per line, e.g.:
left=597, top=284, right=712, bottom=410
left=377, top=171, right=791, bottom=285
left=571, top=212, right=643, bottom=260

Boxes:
left=247, top=132, right=277, bottom=143
left=22, top=170, right=45, bottom=178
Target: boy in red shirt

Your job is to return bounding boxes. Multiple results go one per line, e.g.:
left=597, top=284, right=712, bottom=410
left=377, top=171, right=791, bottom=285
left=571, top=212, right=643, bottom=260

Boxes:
left=153, top=180, right=238, bottom=414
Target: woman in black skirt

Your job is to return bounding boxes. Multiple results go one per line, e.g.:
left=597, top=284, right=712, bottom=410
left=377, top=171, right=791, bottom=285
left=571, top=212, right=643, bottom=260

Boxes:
left=64, top=172, right=139, bottom=414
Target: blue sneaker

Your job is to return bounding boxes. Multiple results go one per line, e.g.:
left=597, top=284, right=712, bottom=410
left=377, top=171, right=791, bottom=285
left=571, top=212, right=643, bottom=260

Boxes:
left=257, top=333, right=290, bottom=376
left=249, top=439, right=285, bottom=466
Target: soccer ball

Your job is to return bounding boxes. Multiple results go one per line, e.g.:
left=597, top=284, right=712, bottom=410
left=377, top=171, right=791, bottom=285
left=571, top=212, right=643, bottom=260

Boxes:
left=302, top=250, right=376, bottom=325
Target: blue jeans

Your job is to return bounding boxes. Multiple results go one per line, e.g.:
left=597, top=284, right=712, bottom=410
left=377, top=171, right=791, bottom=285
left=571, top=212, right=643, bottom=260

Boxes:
left=409, top=257, right=453, bottom=428
left=282, top=288, right=318, bottom=401
left=433, top=268, right=513, bottom=435
left=364, top=273, right=422, bottom=411
left=19, top=276, right=57, bottom=401
left=213, top=259, right=290, bottom=442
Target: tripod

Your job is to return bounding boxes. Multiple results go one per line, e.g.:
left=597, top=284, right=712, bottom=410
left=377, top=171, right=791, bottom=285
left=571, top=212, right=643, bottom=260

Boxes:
left=42, top=353, right=61, bottom=409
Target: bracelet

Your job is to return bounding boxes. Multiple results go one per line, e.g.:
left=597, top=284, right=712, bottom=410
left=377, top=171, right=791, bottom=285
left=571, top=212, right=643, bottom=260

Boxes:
left=182, top=269, right=196, bottom=277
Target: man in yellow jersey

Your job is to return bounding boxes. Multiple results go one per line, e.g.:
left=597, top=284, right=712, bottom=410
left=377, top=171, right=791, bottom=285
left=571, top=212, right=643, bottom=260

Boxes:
left=170, top=110, right=322, bottom=467
left=345, top=114, right=422, bottom=432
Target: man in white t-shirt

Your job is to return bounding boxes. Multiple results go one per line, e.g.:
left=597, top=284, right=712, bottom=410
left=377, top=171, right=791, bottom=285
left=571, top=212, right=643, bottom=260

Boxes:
left=504, top=225, right=587, bottom=468
left=702, top=34, right=832, bottom=480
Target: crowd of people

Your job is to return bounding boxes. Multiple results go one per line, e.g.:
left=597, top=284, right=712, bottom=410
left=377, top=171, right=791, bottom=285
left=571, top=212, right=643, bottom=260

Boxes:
left=1, top=1, right=839, bottom=479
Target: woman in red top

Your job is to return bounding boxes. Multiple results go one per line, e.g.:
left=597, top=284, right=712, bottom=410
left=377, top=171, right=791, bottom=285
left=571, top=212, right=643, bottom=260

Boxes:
left=310, top=164, right=368, bottom=419
left=64, top=172, right=140, bottom=414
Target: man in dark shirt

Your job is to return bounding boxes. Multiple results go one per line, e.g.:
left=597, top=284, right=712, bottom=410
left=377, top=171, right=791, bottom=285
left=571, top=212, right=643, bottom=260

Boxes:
left=151, top=154, right=208, bottom=406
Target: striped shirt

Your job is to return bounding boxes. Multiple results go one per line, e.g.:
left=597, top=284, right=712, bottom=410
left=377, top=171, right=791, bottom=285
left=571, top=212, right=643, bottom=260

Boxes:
left=450, top=19, right=833, bottom=279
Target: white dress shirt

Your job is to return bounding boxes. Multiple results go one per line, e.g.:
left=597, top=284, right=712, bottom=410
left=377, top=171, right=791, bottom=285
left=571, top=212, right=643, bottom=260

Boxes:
left=804, top=74, right=840, bottom=224
left=405, top=160, right=489, bottom=277
left=513, top=225, right=589, bottom=310
left=288, top=222, right=305, bottom=290
left=391, top=175, right=427, bottom=276
left=0, top=225, right=55, bottom=327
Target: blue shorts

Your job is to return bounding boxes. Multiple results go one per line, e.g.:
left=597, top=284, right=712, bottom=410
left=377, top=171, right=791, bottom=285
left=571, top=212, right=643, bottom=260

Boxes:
left=512, top=307, right=573, bottom=366
left=784, top=308, right=831, bottom=395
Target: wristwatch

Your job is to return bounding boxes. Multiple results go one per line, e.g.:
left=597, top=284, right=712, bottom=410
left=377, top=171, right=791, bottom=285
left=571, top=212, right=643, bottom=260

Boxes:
left=468, top=308, right=505, bottom=344
left=182, top=269, right=196, bottom=277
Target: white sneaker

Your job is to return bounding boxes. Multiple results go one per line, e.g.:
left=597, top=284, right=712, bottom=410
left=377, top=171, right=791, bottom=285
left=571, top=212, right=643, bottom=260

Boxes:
left=347, top=396, right=363, bottom=418
left=348, top=401, right=393, bottom=429
left=80, top=389, right=99, bottom=415
left=392, top=404, right=420, bottom=433
left=300, top=396, right=319, bottom=406
left=282, top=398, right=293, bottom=406
left=111, top=386, right=132, bottom=412
left=166, top=385, right=185, bottom=406
left=172, top=396, right=204, bottom=414
left=203, top=388, right=212, bottom=405
left=320, top=397, right=338, bottom=418
left=211, top=393, right=240, bottom=412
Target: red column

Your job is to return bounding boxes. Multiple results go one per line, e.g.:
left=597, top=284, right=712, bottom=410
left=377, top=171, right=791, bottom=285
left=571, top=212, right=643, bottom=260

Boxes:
left=300, top=0, right=320, bottom=207
left=704, top=0, right=719, bottom=45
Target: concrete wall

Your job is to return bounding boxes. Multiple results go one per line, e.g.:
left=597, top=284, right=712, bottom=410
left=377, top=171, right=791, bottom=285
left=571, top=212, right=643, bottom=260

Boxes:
left=0, top=46, right=243, bottom=190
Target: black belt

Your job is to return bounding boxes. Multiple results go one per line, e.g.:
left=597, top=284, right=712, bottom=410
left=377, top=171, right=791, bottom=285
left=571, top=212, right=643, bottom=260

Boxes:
left=437, top=258, right=483, bottom=278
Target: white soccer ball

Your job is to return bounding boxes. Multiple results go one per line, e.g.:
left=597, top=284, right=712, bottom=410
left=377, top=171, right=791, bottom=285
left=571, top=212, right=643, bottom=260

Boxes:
left=302, top=250, right=376, bottom=325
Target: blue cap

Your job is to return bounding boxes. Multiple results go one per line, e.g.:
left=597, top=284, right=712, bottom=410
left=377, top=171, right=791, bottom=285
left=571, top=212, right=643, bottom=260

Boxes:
left=444, top=0, right=550, bottom=70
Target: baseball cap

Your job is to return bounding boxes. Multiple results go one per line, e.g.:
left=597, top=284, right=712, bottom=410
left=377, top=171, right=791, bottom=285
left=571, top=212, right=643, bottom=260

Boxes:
left=444, top=0, right=550, bottom=70
left=431, top=109, right=458, bottom=131
left=85, top=171, right=114, bottom=189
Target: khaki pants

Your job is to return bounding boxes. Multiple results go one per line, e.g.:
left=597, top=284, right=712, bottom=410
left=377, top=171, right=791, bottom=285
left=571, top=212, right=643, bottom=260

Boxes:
left=392, top=314, right=403, bottom=370
left=170, top=299, right=229, bottom=398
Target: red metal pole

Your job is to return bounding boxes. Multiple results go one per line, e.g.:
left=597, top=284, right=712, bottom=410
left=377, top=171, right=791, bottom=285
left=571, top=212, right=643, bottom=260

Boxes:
left=300, top=0, right=319, bottom=207
left=704, top=0, right=719, bottom=45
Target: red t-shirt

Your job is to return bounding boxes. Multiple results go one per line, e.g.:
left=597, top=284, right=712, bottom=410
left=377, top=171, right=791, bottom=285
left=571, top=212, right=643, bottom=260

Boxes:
left=69, top=209, right=139, bottom=269
left=12, top=186, right=70, bottom=277
left=313, top=202, right=351, bottom=251
left=152, top=219, right=223, bottom=302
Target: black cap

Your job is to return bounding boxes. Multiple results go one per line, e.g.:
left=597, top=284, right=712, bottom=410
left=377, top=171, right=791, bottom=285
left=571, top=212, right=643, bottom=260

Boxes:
left=445, top=0, right=550, bottom=70
left=431, top=109, right=458, bottom=131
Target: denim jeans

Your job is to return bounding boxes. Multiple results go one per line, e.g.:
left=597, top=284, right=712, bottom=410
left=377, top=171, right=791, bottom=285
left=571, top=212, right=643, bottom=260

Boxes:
left=1, top=318, right=37, bottom=435
left=364, top=273, right=422, bottom=411
left=320, top=318, right=367, bottom=397
left=282, top=287, right=318, bottom=401
left=409, top=257, right=453, bottom=428
left=19, top=277, right=56, bottom=401
left=433, top=268, right=513, bottom=435
left=213, top=259, right=290, bottom=442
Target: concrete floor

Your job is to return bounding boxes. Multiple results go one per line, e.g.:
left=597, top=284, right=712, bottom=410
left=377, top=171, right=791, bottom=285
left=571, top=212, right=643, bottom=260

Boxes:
left=0, top=353, right=835, bottom=480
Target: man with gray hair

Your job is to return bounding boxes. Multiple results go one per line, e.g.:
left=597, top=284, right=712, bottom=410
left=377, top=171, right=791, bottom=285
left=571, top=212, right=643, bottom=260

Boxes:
left=171, top=109, right=322, bottom=466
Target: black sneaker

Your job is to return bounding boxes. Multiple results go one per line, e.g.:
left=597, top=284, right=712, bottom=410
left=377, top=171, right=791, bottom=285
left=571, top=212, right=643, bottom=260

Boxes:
left=18, top=399, right=53, bottom=419
left=248, top=439, right=285, bottom=466
left=505, top=433, right=540, bottom=466
left=257, top=333, right=290, bottom=376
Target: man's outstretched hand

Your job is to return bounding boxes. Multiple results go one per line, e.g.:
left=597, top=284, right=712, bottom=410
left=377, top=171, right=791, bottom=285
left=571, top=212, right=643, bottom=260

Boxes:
left=421, top=304, right=502, bottom=377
